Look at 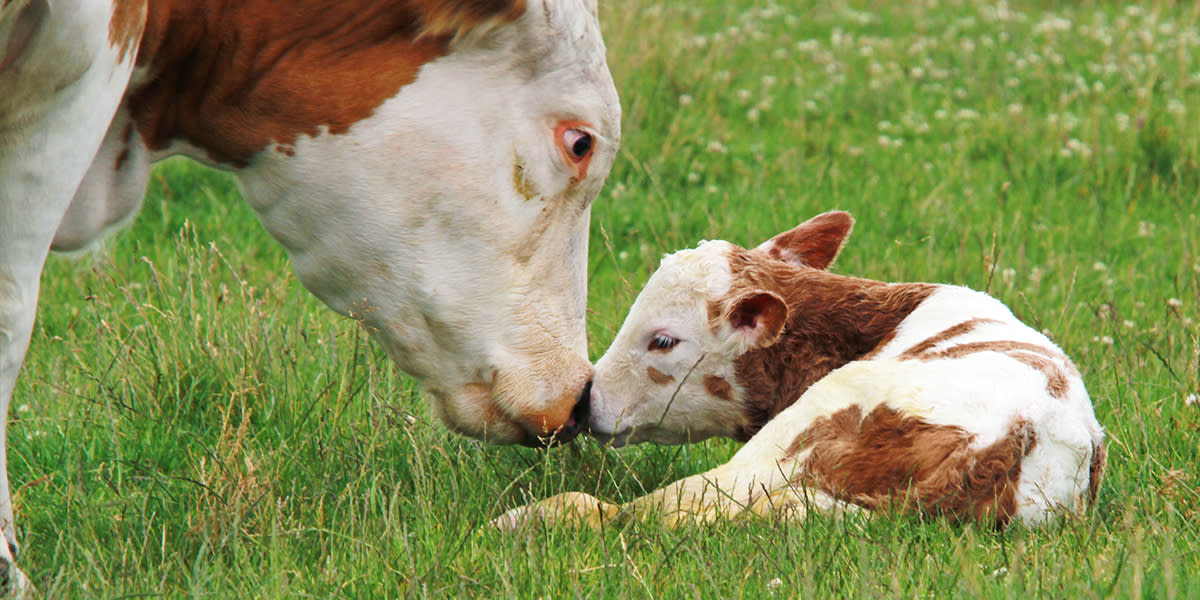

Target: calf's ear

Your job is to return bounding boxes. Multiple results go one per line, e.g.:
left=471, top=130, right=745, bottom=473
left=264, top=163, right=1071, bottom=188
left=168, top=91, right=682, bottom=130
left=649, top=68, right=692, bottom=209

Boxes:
left=724, top=291, right=788, bottom=350
left=755, top=211, right=854, bottom=270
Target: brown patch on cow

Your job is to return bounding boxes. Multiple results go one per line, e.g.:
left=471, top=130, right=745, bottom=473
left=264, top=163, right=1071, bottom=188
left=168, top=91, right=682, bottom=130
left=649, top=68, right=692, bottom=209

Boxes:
left=513, top=161, right=536, bottom=201
left=703, top=374, right=734, bottom=402
left=793, top=404, right=1035, bottom=528
left=1087, top=440, right=1107, bottom=506
left=898, top=318, right=1003, bottom=359
left=646, top=366, right=674, bottom=386
left=108, top=0, right=147, bottom=62
left=409, top=0, right=526, bottom=37
left=713, top=247, right=937, bottom=440
left=127, top=0, right=526, bottom=167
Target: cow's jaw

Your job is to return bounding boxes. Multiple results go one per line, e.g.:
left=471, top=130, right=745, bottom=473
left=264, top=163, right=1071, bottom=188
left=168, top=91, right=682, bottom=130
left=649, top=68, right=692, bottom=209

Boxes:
left=231, top=0, right=619, bottom=445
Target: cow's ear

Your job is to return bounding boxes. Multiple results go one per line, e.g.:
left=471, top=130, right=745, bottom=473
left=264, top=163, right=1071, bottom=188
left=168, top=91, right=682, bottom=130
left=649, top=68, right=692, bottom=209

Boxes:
left=755, top=211, right=854, bottom=270
left=724, top=290, right=788, bottom=350
left=413, top=0, right=525, bottom=38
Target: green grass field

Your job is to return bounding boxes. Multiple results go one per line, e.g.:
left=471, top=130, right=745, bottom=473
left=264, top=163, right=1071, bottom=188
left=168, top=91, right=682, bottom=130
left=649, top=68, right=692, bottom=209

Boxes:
left=14, top=0, right=1200, bottom=597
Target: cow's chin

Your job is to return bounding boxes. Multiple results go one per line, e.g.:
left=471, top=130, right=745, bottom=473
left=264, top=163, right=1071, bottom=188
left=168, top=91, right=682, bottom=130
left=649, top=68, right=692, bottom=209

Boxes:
left=432, top=381, right=587, bottom=447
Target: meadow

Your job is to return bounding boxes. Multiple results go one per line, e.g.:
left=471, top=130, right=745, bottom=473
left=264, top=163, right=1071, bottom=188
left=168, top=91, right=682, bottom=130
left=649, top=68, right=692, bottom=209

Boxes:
left=14, top=0, right=1200, bottom=597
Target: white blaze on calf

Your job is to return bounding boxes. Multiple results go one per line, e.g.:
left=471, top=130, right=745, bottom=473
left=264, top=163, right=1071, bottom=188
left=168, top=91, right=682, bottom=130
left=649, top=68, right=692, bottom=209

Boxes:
left=496, top=211, right=1105, bottom=530
left=3, top=0, right=618, bottom=593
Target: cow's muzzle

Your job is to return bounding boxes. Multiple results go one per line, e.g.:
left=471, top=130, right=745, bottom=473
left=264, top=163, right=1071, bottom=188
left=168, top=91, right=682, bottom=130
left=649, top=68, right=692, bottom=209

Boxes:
left=522, top=380, right=591, bottom=448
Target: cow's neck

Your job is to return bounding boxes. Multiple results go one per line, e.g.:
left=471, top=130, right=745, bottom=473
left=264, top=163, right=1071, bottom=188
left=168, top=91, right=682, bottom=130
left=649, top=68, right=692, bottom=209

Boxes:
left=729, top=265, right=936, bottom=441
left=126, top=0, right=487, bottom=168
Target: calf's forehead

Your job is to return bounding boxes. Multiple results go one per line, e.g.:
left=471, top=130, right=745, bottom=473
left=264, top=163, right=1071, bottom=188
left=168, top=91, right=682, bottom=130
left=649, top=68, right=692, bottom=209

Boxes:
left=627, top=241, right=736, bottom=321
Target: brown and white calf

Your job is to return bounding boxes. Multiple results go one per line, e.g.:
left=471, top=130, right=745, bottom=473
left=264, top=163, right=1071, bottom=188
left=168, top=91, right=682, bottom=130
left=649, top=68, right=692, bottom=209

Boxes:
left=495, top=211, right=1106, bottom=530
left=3, top=0, right=619, bottom=592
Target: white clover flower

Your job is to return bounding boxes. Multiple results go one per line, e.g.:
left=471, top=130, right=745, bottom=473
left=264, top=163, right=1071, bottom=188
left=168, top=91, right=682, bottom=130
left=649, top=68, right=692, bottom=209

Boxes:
left=1167, top=99, right=1186, bottom=116
left=1138, top=221, right=1155, bottom=237
left=686, top=171, right=701, bottom=183
left=878, top=120, right=894, bottom=132
left=706, top=140, right=727, bottom=154
left=705, top=185, right=719, bottom=194
left=1116, top=113, right=1132, bottom=131
left=737, top=89, right=753, bottom=104
left=1168, top=297, right=1183, bottom=308
left=767, top=578, right=783, bottom=593
left=679, top=94, right=694, bottom=107
left=955, top=108, right=981, bottom=121
left=1065, top=138, right=1092, bottom=159
left=747, top=108, right=760, bottom=122
left=1007, top=103, right=1024, bottom=115
left=1187, top=394, right=1198, bottom=406
left=1093, top=261, right=1108, bottom=271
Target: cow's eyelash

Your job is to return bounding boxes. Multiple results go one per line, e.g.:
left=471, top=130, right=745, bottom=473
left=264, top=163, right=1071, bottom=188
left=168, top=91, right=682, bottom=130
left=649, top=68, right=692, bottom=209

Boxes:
left=648, top=334, right=679, bottom=351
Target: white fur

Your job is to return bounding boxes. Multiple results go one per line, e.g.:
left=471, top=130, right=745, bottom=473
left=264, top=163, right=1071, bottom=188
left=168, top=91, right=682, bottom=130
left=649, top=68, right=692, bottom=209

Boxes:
left=1, top=0, right=143, bottom=594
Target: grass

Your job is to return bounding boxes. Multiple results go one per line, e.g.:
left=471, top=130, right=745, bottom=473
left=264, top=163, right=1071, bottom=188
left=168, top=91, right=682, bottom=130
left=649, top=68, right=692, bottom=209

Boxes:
left=13, top=0, right=1200, bottom=597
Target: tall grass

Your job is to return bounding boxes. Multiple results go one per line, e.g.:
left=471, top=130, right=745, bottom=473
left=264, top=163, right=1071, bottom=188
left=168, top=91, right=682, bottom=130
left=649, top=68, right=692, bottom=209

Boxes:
left=14, top=0, right=1200, bottom=597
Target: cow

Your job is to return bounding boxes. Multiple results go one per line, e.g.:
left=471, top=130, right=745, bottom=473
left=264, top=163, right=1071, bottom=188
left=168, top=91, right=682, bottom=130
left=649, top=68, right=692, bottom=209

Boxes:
left=1, top=0, right=620, bottom=593
left=493, top=211, right=1106, bottom=531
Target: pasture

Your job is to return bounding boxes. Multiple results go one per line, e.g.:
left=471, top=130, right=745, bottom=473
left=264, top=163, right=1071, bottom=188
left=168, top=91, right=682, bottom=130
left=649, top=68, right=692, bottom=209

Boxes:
left=15, top=0, right=1200, bottom=596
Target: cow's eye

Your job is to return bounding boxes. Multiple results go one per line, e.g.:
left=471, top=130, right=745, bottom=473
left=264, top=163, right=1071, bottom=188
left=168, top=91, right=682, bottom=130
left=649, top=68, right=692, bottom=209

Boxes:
left=648, top=334, right=679, bottom=352
left=561, top=128, right=593, bottom=162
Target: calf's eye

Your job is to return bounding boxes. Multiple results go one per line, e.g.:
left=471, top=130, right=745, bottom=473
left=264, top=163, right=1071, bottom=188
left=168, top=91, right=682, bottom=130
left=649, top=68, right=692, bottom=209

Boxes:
left=648, top=334, right=679, bottom=352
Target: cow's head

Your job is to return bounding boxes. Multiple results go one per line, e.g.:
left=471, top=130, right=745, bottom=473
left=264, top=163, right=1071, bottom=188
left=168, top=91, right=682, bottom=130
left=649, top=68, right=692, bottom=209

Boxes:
left=114, top=0, right=620, bottom=445
left=585, top=212, right=855, bottom=446
left=271, top=0, right=622, bottom=445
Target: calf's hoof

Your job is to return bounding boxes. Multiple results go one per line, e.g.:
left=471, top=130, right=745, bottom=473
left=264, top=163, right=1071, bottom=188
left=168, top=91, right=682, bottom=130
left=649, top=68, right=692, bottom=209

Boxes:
left=491, top=491, right=619, bottom=530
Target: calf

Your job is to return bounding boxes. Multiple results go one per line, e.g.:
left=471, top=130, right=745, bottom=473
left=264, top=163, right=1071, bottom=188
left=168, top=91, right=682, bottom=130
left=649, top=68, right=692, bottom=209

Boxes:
left=495, top=211, right=1105, bottom=529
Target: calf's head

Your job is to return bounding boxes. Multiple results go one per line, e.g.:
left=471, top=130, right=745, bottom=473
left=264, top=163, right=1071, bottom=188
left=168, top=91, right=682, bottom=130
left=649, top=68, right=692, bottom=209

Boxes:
left=586, top=212, right=854, bottom=446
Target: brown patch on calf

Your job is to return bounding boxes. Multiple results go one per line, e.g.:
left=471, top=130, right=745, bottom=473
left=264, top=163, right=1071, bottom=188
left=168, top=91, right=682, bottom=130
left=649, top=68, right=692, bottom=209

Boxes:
left=714, top=247, right=936, bottom=440
left=903, top=336, right=1077, bottom=400
left=108, top=0, right=146, bottom=62
left=128, top=0, right=526, bottom=166
left=703, top=374, right=734, bottom=402
left=793, top=405, right=1036, bottom=528
left=646, top=366, right=674, bottom=385
left=898, top=318, right=1003, bottom=359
